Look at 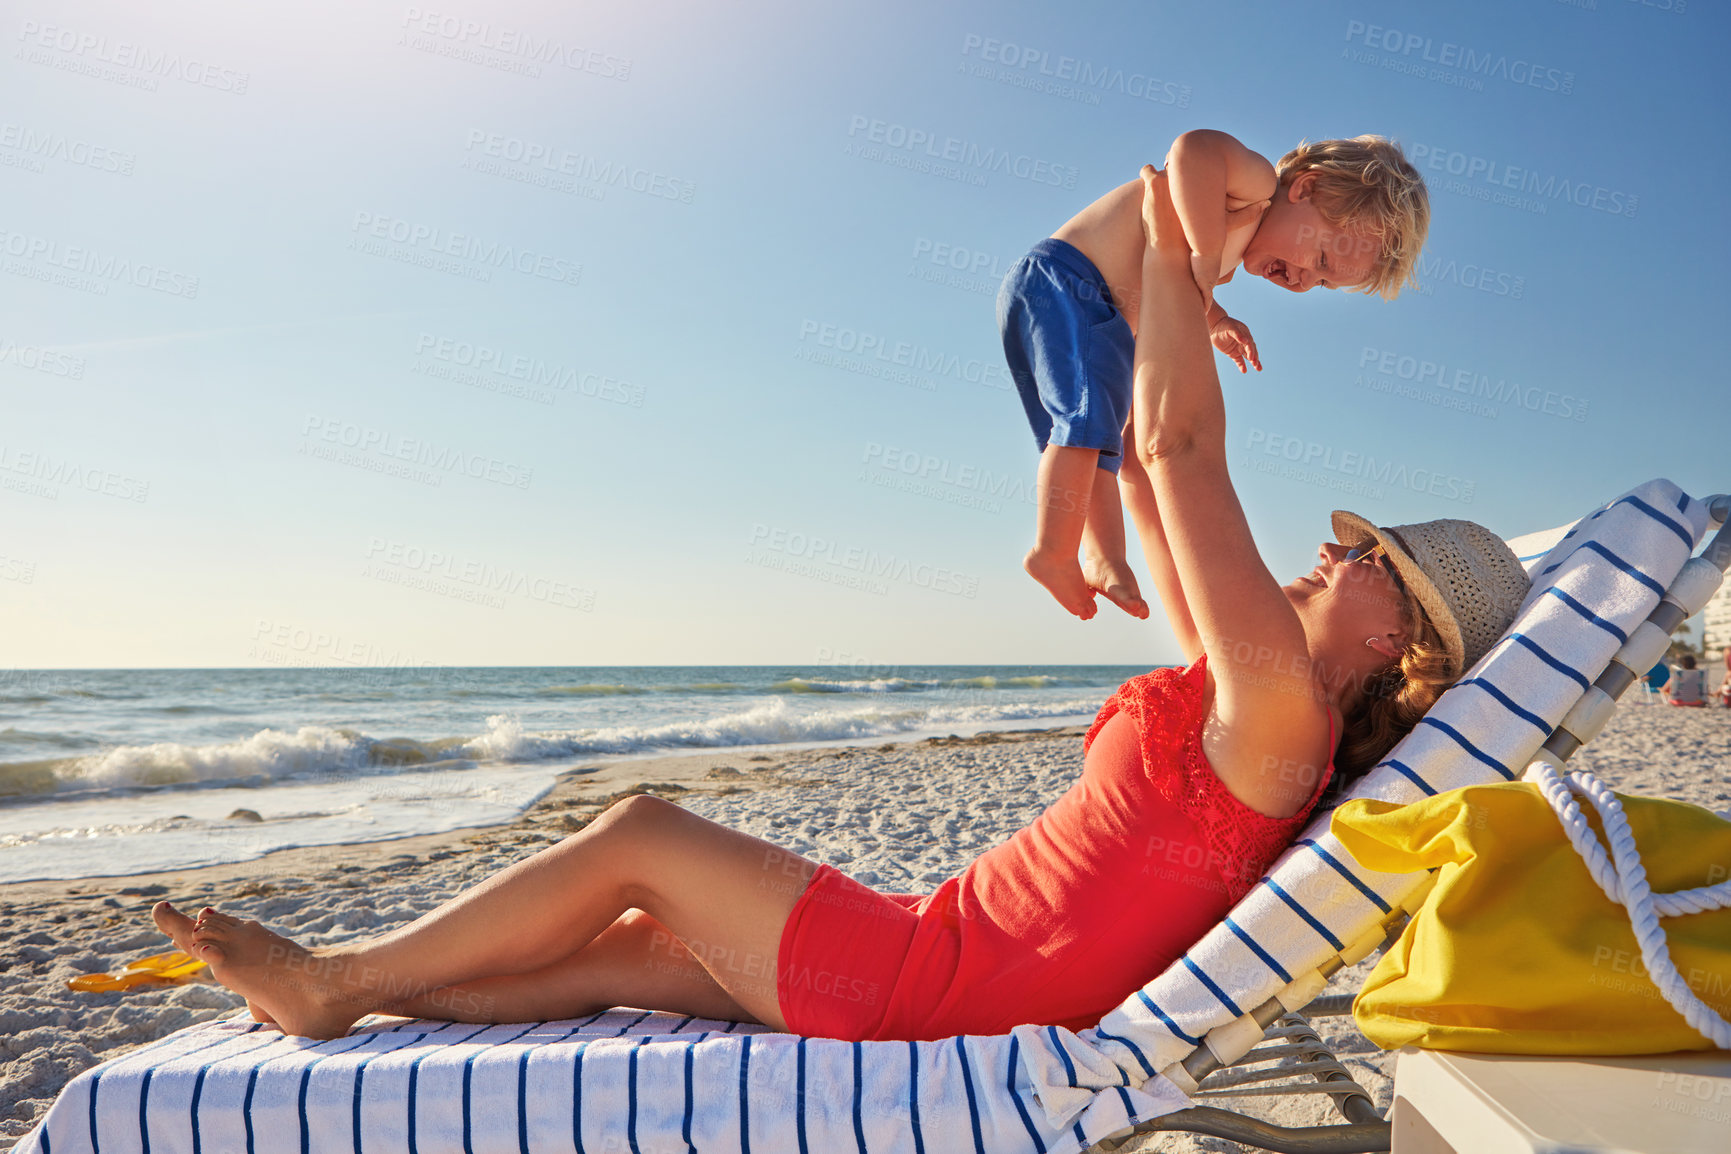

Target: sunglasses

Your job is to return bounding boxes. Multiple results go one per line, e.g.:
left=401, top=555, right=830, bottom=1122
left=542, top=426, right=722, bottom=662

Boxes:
left=1343, top=541, right=1436, bottom=633
left=1342, top=541, right=1409, bottom=596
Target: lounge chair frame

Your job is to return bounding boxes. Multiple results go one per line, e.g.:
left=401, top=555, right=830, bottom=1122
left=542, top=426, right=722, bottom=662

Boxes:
left=1091, top=493, right=1731, bottom=1154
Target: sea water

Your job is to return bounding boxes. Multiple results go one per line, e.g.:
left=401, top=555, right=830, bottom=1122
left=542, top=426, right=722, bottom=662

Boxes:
left=0, top=664, right=1148, bottom=882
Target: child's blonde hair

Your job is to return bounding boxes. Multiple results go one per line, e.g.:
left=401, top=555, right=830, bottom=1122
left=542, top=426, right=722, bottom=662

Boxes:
left=1275, top=136, right=1429, bottom=300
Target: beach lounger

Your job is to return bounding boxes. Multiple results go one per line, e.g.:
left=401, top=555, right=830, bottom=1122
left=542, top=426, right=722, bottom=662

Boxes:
left=17, top=479, right=1727, bottom=1154
left=1095, top=480, right=1731, bottom=1153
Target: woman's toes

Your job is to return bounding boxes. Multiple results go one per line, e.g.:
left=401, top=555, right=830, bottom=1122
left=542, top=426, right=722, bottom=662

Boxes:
left=190, top=929, right=228, bottom=962
left=153, top=902, right=198, bottom=953
left=195, top=911, right=246, bottom=942
left=196, top=907, right=240, bottom=930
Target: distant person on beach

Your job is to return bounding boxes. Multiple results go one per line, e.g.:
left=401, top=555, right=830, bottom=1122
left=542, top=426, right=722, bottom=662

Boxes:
left=1665, top=653, right=1707, bottom=706
left=150, top=169, right=1524, bottom=1045
left=1000, top=131, right=1429, bottom=620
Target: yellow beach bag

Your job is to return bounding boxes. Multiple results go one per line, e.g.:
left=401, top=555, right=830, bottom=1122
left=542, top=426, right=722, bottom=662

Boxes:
left=1332, top=773, right=1731, bottom=1055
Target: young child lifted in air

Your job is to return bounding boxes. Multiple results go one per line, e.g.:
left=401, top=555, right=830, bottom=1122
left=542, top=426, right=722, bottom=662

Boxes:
left=998, top=132, right=1429, bottom=619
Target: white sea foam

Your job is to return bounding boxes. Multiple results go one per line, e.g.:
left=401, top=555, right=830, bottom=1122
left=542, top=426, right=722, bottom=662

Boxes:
left=0, top=764, right=560, bottom=883
left=0, top=726, right=467, bottom=800
left=463, top=696, right=1104, bottom=761
left=0, top=695, right=1110, bottom=803
left=72, top=725, right=374, bottom=788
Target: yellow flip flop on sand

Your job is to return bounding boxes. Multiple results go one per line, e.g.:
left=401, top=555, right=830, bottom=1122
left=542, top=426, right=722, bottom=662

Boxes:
left=67, top=950, right=208, bottom=993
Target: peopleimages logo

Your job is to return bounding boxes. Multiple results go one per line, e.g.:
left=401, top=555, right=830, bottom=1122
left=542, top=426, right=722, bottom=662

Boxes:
left=399, top=8, right=630, bottom=79
left=301, top=415, right=534, bottom=489
left=859, top=441, right=1035, bottom=515
left=1411, top=251, right=1525, bottom=301
left=1356, top=347, right=1589, bottom=422
left=911, top=238, right=1008, bottom=280
left=413, top=333, right=645, bottom=407
left=1342, top=21, right=1574, bottom=93
left=958, top=34, right=1192, bottom=107
left=1244, top=428, right=1474, bottom=504
left=0, top=335, right=84, bottom=379
left=364, top=538, right=595, bottom=611
left=349, top=212, right=582, bottom=286
left=0, top=444, right=149, bottom=502
left=861, top=443, right=1032, bottom=502
left=0, top=122, right=135, bottom=175
left=845, top=116, right=1078, bottom=189
left=797, top=320, right=1013, bottom=391
left=1408, top=144, right=1637, bottom=219
left=462, top=130, right=695, bottom=204
left=16, top=20, right=251, bottom=93
left=0, top=227, right=199, bottom=297
left=747, top=524, right=980, bottom=599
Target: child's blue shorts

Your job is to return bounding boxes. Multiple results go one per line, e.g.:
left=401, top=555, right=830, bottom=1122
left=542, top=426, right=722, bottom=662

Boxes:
left=997, top=238, right=1135, bottom=474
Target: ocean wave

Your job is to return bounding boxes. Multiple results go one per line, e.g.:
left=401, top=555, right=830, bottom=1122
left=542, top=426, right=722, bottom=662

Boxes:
left=449, top=683, right=683, bottom=699
left=771, top=674, right=1094, bottom=694
left=0, top=727, right=474, bottom=799
left=462, top=696, right=1104, bottom=761
left=0, top=759, right=64, bottom=798
left=0, top=810, right=281, bottom=851
left=941, top=674, right=1070, bottom=689
left=285, top=673, right=1104, bottom=703
left=535, top=684, right=651, bottom=697
left=0, top=728, right=92, bottom=749
left=0, top=694, right=1108, bottom=800
left=770, top=677, right=934, bottom=694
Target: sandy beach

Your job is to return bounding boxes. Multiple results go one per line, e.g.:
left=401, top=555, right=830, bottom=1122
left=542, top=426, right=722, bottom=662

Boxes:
left=3, top=700, right=1727, bottom=1152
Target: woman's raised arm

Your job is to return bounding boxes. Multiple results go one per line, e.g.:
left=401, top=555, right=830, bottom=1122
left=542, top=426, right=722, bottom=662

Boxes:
left=1127, top=167, right=1327, bottom=807
left=1117, top=446, right=1203, bottom=665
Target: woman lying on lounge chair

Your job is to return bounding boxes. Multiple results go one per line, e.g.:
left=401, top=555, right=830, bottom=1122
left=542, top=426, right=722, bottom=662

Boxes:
left=151, top=168, right=1530, bottom=1044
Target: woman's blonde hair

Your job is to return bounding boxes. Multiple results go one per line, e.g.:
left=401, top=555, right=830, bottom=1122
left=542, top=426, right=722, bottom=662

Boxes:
left=1275, top=135, right=1430, bottom=301
left=1331, top=595, right=1454, bottom=787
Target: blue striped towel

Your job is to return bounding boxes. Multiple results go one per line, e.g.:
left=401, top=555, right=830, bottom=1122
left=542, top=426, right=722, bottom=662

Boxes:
left=17, top=1008, right=1188, bottom=1154
left=19, top=479, right=1713, bottom=1152
left=1066, top=478, right=1714, bottom=1102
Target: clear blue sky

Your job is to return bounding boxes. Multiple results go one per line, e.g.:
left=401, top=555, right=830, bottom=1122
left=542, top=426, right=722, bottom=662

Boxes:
left=4, top=0, right=1724, bottom=668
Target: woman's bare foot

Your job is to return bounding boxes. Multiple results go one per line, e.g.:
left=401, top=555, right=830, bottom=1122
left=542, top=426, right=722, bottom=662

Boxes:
left=153, top=900, right=202, bottom=957
left=1024, top=548, right=1098, bottom=619
left=152, top=901, right=360, bottom=1039
left=1082, top=554, right=1150, bottom=619
left=148, top=902, right=276, bottom=1021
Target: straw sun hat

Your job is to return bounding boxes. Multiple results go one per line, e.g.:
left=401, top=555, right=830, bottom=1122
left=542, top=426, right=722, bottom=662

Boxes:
left=1331, top=511, right=1531, bottom=679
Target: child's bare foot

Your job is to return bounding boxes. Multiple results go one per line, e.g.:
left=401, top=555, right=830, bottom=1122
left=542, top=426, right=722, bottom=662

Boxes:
left=153, top=901, right=360, bottom=1039
left=1025, top=548, right=1098, bottom=619
left=1083, top=555, right=1150, bottom=619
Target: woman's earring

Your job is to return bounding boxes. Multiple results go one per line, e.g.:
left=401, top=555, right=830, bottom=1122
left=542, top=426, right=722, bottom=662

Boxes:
left=1365, top=638, right=1379, bottom=647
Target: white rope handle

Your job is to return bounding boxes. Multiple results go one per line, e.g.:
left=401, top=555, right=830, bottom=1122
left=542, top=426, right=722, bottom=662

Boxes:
left=1525, top=759, right=1731, bottom=1048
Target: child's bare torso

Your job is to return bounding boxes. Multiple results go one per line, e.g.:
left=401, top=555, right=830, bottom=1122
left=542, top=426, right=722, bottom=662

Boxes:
left=1053, top=178, right=1265, bottom=335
